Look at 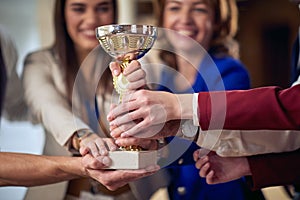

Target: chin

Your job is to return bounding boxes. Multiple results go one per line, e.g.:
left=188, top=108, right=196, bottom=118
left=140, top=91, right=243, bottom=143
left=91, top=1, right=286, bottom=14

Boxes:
left=84, top=42, right=99, bottom=50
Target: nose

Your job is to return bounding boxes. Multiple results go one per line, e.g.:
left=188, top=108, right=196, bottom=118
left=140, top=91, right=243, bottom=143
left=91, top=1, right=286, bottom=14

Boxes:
left=180, top=8, right=193, bottom=24
left=84, top=9, right=98, bottom=26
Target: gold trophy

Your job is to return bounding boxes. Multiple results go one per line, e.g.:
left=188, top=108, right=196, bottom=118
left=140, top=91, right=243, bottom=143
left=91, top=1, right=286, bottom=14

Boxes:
left=96, top=24, right=158, bottom=169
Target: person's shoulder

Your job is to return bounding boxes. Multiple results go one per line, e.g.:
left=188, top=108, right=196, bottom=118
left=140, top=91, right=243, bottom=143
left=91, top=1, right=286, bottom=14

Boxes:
left=0, top=25, right=15, bottom=46
left=24, top=47, right=56, bottom=65
left=0, top=26, right=18, bottom=70
left=25, top=47, right=53, bottom=59
left=212, top=55, right=244, bottom=67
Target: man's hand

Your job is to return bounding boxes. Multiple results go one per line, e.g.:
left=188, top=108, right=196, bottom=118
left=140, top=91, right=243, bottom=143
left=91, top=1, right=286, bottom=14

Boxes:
left=81, top=154, right=160, bottom=191
left=193, top=149, right=251, bottom=185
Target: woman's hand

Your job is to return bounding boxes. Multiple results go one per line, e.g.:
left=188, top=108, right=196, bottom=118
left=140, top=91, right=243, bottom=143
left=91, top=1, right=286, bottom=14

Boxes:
left=107, top=90, right=180, bottom=138
left=79, top=134, right=117, bottom=159
left=109, top=60, right=146, bottom=91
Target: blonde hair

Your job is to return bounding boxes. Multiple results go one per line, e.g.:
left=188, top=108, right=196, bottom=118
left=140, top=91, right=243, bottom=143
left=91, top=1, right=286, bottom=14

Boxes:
left=153, top=0, right=240, bottom=59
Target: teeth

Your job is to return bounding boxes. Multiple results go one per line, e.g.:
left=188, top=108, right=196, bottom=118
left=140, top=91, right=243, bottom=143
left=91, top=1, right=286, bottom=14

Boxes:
left=82, top=30, right=95, bottom=36
left=177, top=30, right=194, bottom=36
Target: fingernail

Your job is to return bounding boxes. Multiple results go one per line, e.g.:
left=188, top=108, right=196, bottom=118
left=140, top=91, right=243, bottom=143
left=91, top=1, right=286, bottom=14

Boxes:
left=109, top=121, right=115, bottom=126
left=121, top=133, right=128, bottom=138
left=102, top=157, right=111, bottom=166
left=110, top=131, right=116, bottom=138
left=107, top=115, right=114, bottom=121
left=113, top=70, right=119, bottom=76
left=100, top=149, right=106, bottom=155
left=110, top=146, right=117, bottom=151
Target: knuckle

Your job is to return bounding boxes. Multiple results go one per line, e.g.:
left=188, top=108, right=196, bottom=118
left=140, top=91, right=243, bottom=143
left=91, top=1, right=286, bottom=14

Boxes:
left=131, top=60, right=139, bottom=66
left=138, top=89, right=148, bottom=96
left=143, top=119, right=151, bottom=127
left=128, top=112, right=137, bottom=121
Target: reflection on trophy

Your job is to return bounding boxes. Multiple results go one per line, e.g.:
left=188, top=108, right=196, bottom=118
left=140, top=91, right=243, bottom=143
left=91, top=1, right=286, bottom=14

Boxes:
left=96, top=24, right=158, bottom=169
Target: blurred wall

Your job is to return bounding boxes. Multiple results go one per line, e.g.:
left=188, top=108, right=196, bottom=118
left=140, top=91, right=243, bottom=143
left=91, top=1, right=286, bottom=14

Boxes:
left=237, top=0, right=300, bottom=88
left=0, top=0, right=55, bottom=74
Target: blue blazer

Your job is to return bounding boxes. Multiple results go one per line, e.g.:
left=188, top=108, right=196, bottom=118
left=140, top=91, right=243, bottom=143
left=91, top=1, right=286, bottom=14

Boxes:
left=158, top=55, right=263, bottom=200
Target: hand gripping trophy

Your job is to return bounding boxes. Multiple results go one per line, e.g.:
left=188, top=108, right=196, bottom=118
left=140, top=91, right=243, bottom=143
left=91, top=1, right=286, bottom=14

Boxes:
left=96, top=24, right=158, bottom=169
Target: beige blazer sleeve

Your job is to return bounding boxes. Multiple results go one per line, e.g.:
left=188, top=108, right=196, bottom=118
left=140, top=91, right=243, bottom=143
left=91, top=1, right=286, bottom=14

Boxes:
left=0, top=25, right=28, bottom=121
left=22, top=50, right=90, bottom=146
left=196, top=129, right=300, bottom=157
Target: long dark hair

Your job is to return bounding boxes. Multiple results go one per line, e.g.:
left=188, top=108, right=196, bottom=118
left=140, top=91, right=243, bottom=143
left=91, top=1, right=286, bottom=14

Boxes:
left=53, top=0, right=118, bottom=101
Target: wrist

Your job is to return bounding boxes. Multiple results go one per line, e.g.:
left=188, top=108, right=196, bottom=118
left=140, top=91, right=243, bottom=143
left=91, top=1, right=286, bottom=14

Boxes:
left=72, top=129, right=94, bottom=151
left=167, top=93, right=184, bottom=120
left=160, top=120, right=181, bottom=138
left=174, top=94, right=194, bottom=120
left=79, top=157, right=89, bottom=178
left=57, top=156, right=84, bottom=179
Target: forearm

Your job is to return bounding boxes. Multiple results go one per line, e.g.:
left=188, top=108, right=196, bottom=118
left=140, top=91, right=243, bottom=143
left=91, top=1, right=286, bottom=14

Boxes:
left=0, top=153, right=85, bottom=186
left=198, top=85, right=300, bottom=130
left=3, top=71, right=28, bottom=121
left=23, top=65, right=90, bottom=146
left=247, top=149, right=300, bottom=190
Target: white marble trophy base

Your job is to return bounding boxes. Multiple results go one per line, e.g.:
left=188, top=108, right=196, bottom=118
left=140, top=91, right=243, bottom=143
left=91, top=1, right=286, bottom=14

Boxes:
left=107, top=150, right=157, bottom=169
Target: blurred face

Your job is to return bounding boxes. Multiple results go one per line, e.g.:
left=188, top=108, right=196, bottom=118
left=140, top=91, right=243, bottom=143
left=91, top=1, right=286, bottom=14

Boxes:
left=65, top=0, right=114, bottom=52
left=163, top=0, right=215, bottom=50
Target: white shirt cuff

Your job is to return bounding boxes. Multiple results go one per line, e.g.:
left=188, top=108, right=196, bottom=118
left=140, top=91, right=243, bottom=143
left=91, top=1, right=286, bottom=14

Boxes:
left=192, top=93, right=199, bottom=126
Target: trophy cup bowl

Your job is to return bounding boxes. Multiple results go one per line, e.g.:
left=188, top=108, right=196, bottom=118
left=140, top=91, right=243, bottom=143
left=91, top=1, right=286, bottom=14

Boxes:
left=96, top=24, right=157, bottom=100
left=96, top=24, right=158, bottom=169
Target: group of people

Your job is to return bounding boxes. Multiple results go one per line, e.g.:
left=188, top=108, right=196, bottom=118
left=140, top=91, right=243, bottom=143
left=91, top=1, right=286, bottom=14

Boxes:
left=0, top=0, right=299, bottom=200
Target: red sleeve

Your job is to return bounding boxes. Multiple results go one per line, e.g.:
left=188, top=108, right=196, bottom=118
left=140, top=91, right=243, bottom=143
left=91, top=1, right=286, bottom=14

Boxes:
left=246, top=149, right=300, bottom=190
left=198, top=85, right=300, bottom=130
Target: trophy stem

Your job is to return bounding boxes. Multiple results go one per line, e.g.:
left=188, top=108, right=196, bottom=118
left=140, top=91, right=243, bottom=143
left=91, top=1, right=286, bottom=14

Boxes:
left=96, top=24, right=158, bottom=155
left=113, top=59, right=130, bottom=103
left=113, top=59, right=144, bottom=151
left=120, top=59, right=130, bottom=71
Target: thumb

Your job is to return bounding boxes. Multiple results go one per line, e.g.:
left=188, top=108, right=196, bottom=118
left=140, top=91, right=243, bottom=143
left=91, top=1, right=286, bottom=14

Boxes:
left=109, top=62, right=121, bottom=77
